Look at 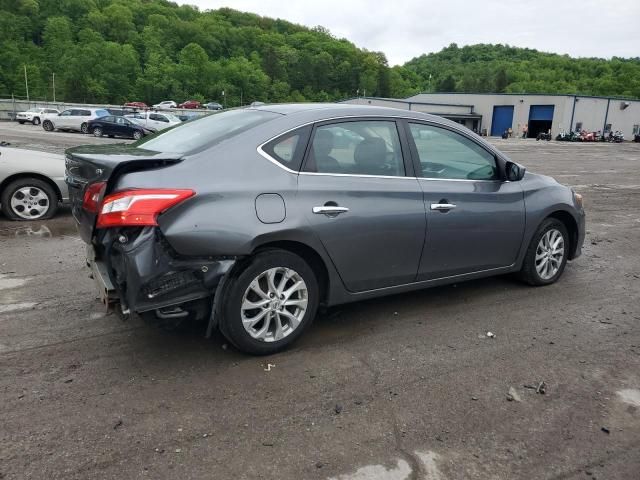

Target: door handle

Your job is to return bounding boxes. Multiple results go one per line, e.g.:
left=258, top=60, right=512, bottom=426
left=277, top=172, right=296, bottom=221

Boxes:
left=430, top=203, right=456, bottom=211
left=312, top=206, right=349, bottom=215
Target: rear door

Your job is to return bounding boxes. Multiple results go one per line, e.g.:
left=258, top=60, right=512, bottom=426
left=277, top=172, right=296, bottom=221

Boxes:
left=296, top=119, right=426, bottom=292
left=404, top=121, right=525, bottom=280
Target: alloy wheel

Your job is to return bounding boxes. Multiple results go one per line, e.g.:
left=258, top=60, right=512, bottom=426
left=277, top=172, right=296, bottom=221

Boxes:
left=10, top=186, right=50, bottom=220
left=535, top=228, right=565, bottom=280
left=93, top=127, right=102, bottom=137
left=81, top=123, right=88, bottom=134
left=240, top=267, right=308, bottom=342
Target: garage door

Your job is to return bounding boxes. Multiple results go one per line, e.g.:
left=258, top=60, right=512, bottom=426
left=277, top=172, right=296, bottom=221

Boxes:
left=528, top=105, right=555, bottom=121
left=490, top=106, right=514, bottom=136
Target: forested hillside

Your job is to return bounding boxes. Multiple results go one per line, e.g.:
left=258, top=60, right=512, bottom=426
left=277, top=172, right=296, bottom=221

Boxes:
left=1, top=0, right=639, bottom=105
left=405, top=43, right=640, bottom=99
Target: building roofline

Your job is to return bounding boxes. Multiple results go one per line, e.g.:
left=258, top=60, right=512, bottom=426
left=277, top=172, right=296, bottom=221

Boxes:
left=411, top=92, right=640, bottom=102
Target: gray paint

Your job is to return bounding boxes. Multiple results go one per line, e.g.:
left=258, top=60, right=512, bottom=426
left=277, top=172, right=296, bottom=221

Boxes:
left=66, top=103, right=585, bottom=312
left=255, top=193, right=286, bottom=224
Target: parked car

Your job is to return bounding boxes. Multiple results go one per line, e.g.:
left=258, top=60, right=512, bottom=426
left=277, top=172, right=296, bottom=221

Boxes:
left=178, top=100, right=201, bottom=109
left=88, top=116, right=150, bottom=140
left=152, top=100, right=177, bottom=110
left=66, top=104, right=585, bottom=355
left=16, top=107, right=60, bottom=125
left=1, top=146, right=67, bottom=220
left=42, top=108, right=110, bottom=134
left=125, top=111, right=181, bottom=132
left=203, top=102, right=223, bottom=111
left=124, top=102, right=148, bottom=109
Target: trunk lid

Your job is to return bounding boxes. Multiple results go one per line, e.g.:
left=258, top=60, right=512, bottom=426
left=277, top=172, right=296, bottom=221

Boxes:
left=65, top=144, right=183, bottom=243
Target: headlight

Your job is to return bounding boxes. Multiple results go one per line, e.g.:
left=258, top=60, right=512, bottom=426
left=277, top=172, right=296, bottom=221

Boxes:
left=573, top=191, right=583, bottom=208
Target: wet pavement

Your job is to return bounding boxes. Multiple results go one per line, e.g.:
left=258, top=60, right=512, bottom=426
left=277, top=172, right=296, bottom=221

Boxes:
left=1, top=126, right=639, bottom=479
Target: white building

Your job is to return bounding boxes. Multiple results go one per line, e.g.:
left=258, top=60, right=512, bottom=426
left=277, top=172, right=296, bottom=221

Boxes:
left=342, top=93, right=640, bottom=140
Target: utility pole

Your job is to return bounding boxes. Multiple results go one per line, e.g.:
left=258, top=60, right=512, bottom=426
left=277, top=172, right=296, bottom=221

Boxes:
left=24, top=65, right=29, bottom=103
left=240, top=90, right=243, bottom=107
left=52, top=72, right=56, bottom=103
left=222, top=90, right=226, bottom=108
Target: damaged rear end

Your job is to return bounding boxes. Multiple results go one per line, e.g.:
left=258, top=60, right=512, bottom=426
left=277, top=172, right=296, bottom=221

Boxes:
left=65, top=144, right=234, bottom=325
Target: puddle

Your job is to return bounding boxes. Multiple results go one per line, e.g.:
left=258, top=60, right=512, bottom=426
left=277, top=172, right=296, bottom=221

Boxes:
left=0, top=274, right=28, bottom=290
left=617, top=389, right=640, bottom=407
left=415, top=451, right=442, bottom=480
left=0, top=222, right=78, bottom=239
left=328, top=450, right=442, bottom=480
left=0, top=302, right=37, bottom=314
left=328, top=459, right=412, bottom=480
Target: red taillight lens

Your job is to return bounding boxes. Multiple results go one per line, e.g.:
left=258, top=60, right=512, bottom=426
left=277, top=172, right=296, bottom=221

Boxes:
left=96, top=189, right=194, bottom=228
left=82, top=181, right=107, bottom=213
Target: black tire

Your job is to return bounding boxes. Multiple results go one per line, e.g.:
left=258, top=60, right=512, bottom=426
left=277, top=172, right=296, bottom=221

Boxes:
left=80, top=122, right=88, bottom=134
left=220, top=250, right=319, bottom=355
left=42, top=120, right=54, bottom=131
left=18, top=121, right=24, bottom=125
left=132, top=130, right=143, bottom=140
left=32, top=117, right=40, bottom=125
left=1, top=178, right=58, bottom=221
left=518, top=218, right=569, bottom=286
left=93, top=127, right=102, bottom=137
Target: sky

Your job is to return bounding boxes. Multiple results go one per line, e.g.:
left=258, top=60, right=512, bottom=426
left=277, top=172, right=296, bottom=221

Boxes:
left=177, top=0, right=640, bottom=65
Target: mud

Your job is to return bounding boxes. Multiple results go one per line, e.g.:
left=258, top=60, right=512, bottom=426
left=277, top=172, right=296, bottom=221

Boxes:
left=0, top=130, right=639, bottom=479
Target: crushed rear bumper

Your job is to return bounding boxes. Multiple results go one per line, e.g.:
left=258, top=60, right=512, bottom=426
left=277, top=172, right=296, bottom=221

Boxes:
left=87, top=227, right=236, bottom=316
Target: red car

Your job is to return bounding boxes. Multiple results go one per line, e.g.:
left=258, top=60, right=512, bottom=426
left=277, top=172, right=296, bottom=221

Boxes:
left=124, top=101, right=148, bottom=109
left=178, top=100, right=201, bottom=109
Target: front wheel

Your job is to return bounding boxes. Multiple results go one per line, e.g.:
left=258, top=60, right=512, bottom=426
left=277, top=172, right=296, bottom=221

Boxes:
left=80, top=122, right=88, bottom=134
left=220, top=250, right=319, bottom=355
left=93, top=127, right=103, bottom=137
left=1, top=178, right=58, bottom=221
left=518, top=218, right=569, bottom=286
left=42, top=120, right=54, bottom=131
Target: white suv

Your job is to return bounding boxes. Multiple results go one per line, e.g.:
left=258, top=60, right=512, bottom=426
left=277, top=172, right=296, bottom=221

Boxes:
left=42, top=108, right=109, bottom=134
left=125, top=111, right=181, bottom=132
left=16, top=108, right=60, bottom=126
left=152, top=100, right=177, bottom=110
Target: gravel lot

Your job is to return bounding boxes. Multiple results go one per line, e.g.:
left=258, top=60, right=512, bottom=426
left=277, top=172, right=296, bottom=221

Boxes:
left=1, top=122, right=639, bottom=479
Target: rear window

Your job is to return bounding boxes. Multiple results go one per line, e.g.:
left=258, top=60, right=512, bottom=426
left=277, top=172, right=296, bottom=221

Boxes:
left=134, top=109, right=280, bottom=154
left=94, top=109, right=109, bottom=118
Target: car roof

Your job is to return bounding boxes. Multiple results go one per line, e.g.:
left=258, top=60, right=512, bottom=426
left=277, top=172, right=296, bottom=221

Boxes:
left=249, top=102, right=443, bottom=122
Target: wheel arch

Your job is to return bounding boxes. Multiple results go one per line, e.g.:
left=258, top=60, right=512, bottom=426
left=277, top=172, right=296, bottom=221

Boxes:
left=546, top=210, right=579, bottom=259
left=252, top=240, right=330, bottom=306
left=0, top=173, right=63, bottom=202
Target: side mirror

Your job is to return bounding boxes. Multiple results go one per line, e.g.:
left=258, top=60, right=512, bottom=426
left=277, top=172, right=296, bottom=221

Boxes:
left=505, top=161, right=526, bottom=181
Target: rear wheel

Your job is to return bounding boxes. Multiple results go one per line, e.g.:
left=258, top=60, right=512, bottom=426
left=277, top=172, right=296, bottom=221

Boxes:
left=32, top=117, right=40, bottom=125
left=220, top=250, right=319, bottom=355
left=42, top=120, right=54, bottom=131
left=518, top=218, right=569, bottom=286
left=80, top=122, right=89, bottom=134
left=1, top=178, right=58, bottom=221
left=132, top=130, right=143, bottom=140
left=93, top=127, right=103, bottom=137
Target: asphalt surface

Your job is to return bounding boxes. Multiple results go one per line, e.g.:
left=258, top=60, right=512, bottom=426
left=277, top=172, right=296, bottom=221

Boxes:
left=1, top=123, right=639, bottom=479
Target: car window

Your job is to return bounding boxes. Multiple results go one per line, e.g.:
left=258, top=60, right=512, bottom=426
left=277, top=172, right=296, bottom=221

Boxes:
left=46, top=109, right=58, bottom=114
left=60, top=110, right=72, bottom=116
left=135, top=109, right=280, bottom=155
left=150, top=114, right=168, bottom=122
left=102, top=116, right=114, bottom=123
left=94, top=109, right=108, bottom=117
left=408, top=123, right=498, bottom=181
left=262, top=126, right=311, bottom=171
left=304, top=121, right=405, bottom=177
left=116, top=117, right=127, bottom=125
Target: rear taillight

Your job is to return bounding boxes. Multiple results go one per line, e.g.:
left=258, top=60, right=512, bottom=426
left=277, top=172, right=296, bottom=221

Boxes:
left=96, top=189, right=194, bottom=228
left=82, top=181, right=107, bottom=213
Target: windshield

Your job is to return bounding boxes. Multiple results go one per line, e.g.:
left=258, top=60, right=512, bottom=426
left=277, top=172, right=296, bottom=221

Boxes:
left=164, top=114, right=181, bottom=122
left=134, top=109, right=280, bottom=154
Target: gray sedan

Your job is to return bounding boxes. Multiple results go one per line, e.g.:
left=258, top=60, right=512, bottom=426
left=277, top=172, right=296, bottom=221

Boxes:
left=65, top=104, right=585, bottom=355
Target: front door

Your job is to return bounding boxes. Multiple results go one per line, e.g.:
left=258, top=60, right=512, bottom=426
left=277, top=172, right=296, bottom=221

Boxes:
left=405, top=121, right=525, bottom=280
left=297, top=119, right=426, bottom=292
